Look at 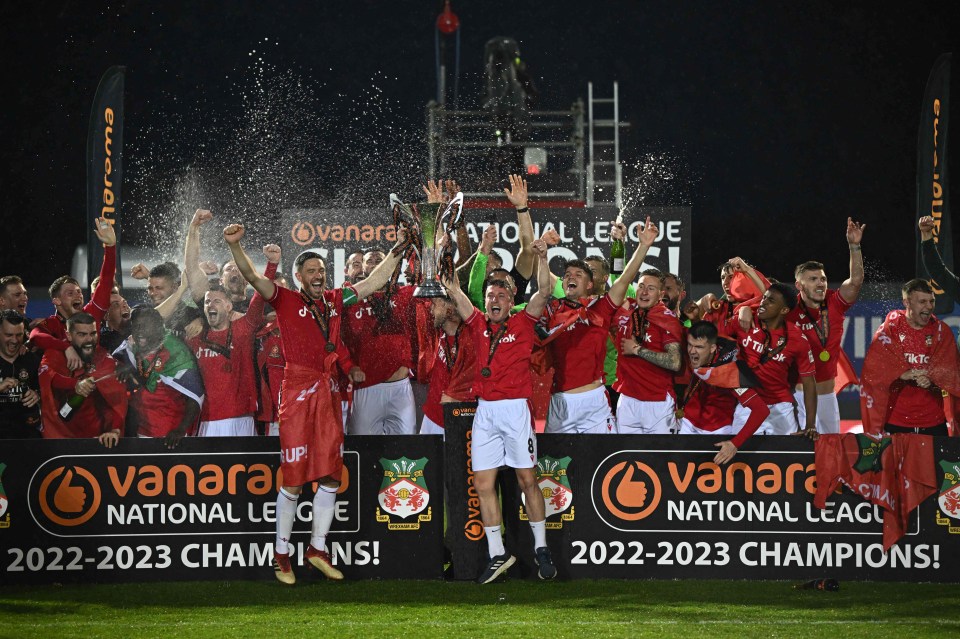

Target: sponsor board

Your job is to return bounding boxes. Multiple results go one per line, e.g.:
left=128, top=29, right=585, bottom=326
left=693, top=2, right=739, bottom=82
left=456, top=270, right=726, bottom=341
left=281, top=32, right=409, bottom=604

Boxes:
left=281, top=206, right=692, bottom=293
left=442, top=410, right=960, bottom=582
left=0, top=437, right=443, bottom=584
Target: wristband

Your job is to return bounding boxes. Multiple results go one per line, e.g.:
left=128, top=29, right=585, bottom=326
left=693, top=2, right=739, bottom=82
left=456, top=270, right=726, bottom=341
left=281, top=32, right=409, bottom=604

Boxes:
left=848, top=244, right=861, bottom=251
left=516, top=206, right=530, bottom=213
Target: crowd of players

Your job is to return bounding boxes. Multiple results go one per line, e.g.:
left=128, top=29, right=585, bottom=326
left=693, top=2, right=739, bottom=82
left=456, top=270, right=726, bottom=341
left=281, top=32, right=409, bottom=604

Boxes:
left=1, top=175, right=959, bottom=584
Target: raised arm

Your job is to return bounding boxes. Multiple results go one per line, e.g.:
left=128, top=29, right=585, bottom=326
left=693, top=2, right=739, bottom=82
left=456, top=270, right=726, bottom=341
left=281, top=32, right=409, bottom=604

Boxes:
left=525, top=239, right=551, bottom=317
left=223, top=224, right=276, bottom=300
left=505, top=175, right=536, bottom=279
left=243, top=244, right=279, bottom=328
left=441, top=273, right=476, bottom=321
left=609, top=216, right=658, bottom=306
left=351, top=229, right=407, bottom=300
left=184, top=209, right=212, bottom=304
left=89, top=217, right=117, bottom=318
left=838, top=217, right=865, bottom=304
left=919, top=215, right=960, bottom=303
left=155, top=276, right=189, bottom=321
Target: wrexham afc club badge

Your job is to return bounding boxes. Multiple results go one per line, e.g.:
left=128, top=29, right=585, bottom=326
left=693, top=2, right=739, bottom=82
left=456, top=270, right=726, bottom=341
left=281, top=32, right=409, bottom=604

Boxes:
left=935, top=459, right=960, bottom=534
left=520, top=456, right=574, bottom=529
left=376, top=457, right=432, bottom=530
left=0, top=463, right=9, bottom=528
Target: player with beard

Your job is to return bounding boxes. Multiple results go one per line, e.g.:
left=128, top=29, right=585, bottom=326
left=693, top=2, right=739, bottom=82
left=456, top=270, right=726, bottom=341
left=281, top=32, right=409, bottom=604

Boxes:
left=344, top=251, right=365, bottom=285
left=187, top=275, right=265, bottom=437
left=420, top=294, right=477, bottom=436
left=861, top=279, right=960, bottom=436
left=614, top=268, right=684, bottom=434
left=0, top=310, right=41, bottom=438
left=788, top=218, right=865, bottom=434
left=224, top=222, right=405, bottom=585
left=730, top=282, right=817, bottom=436
left=678, top=321, right=770, bottom=463
left=219, top=260, right=252, bottom=313
left=541, top=217, right=659, bottom=434
left=441, top=238, right=555, bottom=583
left=114, top=306, right=205, bottom=447
left=30, top=218, right=116, bottom=371
left=39, top=312, right=128, bottom=445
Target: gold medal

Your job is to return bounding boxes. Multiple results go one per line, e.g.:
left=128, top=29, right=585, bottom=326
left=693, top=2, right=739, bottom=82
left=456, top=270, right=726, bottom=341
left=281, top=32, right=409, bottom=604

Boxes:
left=819, top=350, right=830, bottom=362
left=674, top=408, right=684, bottom=420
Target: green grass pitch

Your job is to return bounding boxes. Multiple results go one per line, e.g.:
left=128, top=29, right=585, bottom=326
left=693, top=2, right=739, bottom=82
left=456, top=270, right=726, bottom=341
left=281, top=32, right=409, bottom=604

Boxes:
left=2, top=579, right=957, bottom=639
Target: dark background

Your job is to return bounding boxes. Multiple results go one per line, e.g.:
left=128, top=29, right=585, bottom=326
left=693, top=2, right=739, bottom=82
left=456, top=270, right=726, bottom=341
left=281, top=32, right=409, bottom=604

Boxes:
left=1, top=1, right=956, bottom=287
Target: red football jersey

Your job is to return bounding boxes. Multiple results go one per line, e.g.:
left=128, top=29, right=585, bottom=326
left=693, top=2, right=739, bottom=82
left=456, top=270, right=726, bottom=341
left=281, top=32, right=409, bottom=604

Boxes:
left=188, top=317, right=260, bottom=422
left=613, top=302, right=682, bottom=401
left=269, top=285, right=351, bottom=372
left=681, top=381, right=738, bottom=431
left=787, top=289, right=853, bottom=383
left=544, top=294, right=619, bottom=392
left=886, top=320, right=947, bottom=427
left=734, top=321, right=815, bottom=405
left=341, top=286, right=416, bottom=388
left=423, top=325, right=478, bottom=426
left=255, top=322, right=285, bottom=422
left=465, top=309, right=537, bottom=401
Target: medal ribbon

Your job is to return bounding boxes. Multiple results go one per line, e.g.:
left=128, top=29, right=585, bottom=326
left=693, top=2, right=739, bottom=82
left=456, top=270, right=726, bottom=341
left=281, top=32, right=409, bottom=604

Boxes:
left=630, top=305, right=649, bottom=343
left=759, top=326, right=788, bottom=364
left=299, top=290, right=333, bottom=348
left=484, top=320, right=510, bottom=370
left=809, top=302, right=829, bottom=348
left=199, top=322, right=233, bottom=359
left=441, top=324, right=463, bottom=372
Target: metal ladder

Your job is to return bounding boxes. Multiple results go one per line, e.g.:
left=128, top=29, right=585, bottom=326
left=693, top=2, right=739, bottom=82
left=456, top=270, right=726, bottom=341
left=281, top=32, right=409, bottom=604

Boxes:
left=586, top=82, right=623, bottom=208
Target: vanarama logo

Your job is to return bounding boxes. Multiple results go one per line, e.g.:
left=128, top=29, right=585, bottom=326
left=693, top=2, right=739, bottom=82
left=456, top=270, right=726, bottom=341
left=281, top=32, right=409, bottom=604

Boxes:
left=291, top=221, right=397, bottom=247
left=37, top=466, right=102, bottom=527
left=375, top=457, right=431, bottom=531
left=596, top=459, right=661, bottom=524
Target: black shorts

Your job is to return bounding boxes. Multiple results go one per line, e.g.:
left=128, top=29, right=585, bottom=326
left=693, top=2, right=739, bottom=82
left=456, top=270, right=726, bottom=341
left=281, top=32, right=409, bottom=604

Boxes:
left=885, top=422, right=949, bottom=437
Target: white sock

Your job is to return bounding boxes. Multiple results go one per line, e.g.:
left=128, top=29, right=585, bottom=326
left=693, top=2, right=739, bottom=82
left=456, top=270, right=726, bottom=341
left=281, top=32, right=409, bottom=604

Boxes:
left=311, top=485, right=338, bottom=550
left=275, top=488, right=298, bottom=554
left=530, top=519, right=547, bottom=549
left=484, top=525, right=505, bottom=558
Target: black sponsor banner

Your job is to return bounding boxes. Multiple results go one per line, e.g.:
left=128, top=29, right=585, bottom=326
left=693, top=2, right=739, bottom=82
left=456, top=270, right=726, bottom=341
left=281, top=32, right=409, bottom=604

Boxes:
left=86, top=66, right=125, bottom=288
left=444, top=408, right=960, bottom=581
left=916, top=53, right=953, bottom=313
left=0, top=436, right=443, bottom=584
left=281, top=206, right=691, bottom=293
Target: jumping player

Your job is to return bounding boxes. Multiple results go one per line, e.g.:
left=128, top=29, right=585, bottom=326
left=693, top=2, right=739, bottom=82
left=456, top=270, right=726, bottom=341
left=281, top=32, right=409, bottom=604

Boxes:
left=224, top=222, right=404, bottom=585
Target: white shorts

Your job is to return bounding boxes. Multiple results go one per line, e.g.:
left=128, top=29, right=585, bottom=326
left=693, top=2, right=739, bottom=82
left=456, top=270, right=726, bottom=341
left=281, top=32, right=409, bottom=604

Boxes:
left=677, top=418, right=736, bottom=436
left=265, top=421, right=279, bottom=437
left=348, top=378, right=417, bottom=435
left=794, top=389, right=840, bottom=434
left=546, top=385, right=616, bottom=434
left=472, top=398, right=537, bottom=472
left=198, top=415, right=256, bottom=437
left=341, top=400, right=350, bottom=434
left=617, top=393, right=676, bottom=435
left=734, top=401, right=797, bottom=436
left=420, top=413, right=445, bottom=437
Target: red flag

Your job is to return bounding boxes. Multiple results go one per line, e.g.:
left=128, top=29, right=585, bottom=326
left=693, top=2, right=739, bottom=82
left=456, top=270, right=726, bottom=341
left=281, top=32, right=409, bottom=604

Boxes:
left=814, top=433, right=936, bottom=550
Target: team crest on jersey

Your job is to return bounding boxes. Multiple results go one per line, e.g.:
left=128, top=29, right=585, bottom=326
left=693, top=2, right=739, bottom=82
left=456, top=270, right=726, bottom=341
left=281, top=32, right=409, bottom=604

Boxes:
left=520, top=456, right=574, bottom=529
left=0, top=463, right=10, bottom=528
left=269, top=345, right=281, bottom=358
left=852, top=434, right=891, bottom=474
left=375, top=457, right=432, bottom=530
left=17, top=369, right=28, bottom=381
left=926, top=335, right=933, bottom=347
left=935, top=460, right=960, bottom=534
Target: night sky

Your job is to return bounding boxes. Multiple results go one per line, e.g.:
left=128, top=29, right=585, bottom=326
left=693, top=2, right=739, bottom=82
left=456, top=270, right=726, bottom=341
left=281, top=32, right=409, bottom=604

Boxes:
left=1, top=1, right=956, bottom=289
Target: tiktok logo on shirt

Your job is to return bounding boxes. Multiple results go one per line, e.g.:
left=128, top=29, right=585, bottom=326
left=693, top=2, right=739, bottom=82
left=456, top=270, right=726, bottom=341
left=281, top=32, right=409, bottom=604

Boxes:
left=904, top=352, right=930, bottom=365
left=482, top=330, right=517, bottom=343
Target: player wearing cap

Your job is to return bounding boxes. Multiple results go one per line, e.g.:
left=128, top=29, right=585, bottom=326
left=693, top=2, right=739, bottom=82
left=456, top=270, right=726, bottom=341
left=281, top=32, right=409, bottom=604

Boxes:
left=442, top=238, right=554, bottom=583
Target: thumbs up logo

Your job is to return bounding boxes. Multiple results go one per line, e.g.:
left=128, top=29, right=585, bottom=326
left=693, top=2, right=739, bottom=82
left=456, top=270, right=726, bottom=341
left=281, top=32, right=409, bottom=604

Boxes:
left=599, top=460, right=661, bottom=522
left=38, top=466, right=101, bottom=527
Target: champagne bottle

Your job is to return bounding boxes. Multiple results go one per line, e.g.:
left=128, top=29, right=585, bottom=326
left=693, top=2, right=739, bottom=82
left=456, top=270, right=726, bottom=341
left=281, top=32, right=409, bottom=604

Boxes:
left=58, top=393, right=86, bottom=421
left=610, top=212, right=625, bottom=274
